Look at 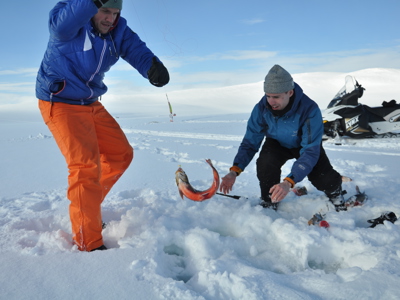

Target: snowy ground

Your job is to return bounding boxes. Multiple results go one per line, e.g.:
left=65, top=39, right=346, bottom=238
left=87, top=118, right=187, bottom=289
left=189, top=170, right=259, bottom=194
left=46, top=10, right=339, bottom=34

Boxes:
left=1, top=69, right=400, bottom=299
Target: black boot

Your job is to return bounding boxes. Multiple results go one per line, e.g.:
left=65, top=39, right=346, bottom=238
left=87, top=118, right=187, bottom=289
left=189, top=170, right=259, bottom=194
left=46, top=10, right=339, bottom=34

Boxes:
left=90, top=245, right=107, bottom=252
left=259, top=196, right=278, bottom=210
left=326, top=186, right=347, bottom=212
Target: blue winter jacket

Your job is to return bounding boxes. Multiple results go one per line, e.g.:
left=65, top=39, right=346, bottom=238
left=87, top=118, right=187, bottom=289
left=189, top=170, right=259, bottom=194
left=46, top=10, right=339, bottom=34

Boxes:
left=36, top=0, right=159, bottom=105
left=233, top=83, right=323, bottom=183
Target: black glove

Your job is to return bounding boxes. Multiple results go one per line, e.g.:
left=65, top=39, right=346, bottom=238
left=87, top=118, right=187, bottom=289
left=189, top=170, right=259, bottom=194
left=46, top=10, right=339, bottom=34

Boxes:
left=148, top=57, right=169, bottom=87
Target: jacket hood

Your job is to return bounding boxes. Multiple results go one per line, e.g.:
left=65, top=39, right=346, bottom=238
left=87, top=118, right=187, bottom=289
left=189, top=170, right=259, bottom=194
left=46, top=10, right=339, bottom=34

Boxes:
left=108, top=12, right=120, bottom=32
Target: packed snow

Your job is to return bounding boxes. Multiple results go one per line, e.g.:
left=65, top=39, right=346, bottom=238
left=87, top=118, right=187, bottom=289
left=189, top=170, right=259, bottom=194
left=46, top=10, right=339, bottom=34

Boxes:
left=1, top=68, right=400, bottom=299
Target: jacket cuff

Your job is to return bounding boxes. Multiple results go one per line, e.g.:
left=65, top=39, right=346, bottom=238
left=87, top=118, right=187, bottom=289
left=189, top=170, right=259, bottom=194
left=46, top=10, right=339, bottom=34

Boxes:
left=93, top=0, right=110, bottom=8
left=284, top=177, right=295, bottom=188
left=230, top=166, right=243, bottom=176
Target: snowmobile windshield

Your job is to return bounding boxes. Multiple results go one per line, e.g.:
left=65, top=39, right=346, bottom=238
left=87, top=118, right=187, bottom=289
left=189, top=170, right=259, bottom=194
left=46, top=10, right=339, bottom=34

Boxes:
left=327, top=76, right=360, bottom=108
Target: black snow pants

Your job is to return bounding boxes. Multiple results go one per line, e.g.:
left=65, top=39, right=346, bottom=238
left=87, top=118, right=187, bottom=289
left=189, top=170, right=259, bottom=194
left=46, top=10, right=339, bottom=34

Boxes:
left=256, top=138, right=342, bottom=200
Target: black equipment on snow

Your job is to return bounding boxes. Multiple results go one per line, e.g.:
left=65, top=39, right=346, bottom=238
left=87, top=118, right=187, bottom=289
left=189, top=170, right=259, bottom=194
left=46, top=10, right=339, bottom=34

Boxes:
left=216, top=192, right=242, bottom=200
left=322, top=75, right=400, bottom=139
left=367, top=212, right=398, bottom=228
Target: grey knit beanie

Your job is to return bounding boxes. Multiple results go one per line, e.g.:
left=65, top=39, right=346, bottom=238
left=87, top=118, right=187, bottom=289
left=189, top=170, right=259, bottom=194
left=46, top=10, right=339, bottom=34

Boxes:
left=103, top=0, right=123, bottom=10
left=264, top=65, right=294, bottom=94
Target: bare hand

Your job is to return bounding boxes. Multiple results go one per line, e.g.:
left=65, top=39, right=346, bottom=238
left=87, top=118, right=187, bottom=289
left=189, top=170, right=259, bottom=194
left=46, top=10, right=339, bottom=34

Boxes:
left=219, top=171, right=237, bottom=194
left=269, top=181, right=291, bottom=203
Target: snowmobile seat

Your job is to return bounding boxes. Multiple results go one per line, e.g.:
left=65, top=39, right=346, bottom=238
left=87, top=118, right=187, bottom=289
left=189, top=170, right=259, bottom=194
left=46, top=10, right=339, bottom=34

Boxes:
left=382, top=99, right=397, bottom=107
left=363, top=104, right=400, bottom=118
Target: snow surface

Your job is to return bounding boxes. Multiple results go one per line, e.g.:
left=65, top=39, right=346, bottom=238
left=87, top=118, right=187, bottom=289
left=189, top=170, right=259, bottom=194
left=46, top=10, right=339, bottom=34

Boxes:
left=1, top=69, right=400, bottom=299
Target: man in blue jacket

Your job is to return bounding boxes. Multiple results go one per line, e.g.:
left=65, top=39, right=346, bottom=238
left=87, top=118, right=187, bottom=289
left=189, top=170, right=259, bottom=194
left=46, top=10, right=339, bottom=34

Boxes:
left=219, top=65, right=345, bottom=211
left=36, top=0, right=169, bottom=251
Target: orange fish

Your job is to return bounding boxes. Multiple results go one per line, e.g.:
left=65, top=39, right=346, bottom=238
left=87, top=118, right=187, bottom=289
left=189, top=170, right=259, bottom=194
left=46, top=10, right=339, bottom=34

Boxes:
left=175, top=159, right=220, bottom=201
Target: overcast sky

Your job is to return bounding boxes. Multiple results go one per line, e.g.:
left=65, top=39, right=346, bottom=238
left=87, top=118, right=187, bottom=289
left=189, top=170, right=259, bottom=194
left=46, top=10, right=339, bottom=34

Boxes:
left=1, top=0, right=399, bottom=108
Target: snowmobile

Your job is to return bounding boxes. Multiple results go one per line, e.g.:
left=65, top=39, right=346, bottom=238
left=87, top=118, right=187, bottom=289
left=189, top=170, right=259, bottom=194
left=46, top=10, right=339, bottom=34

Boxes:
left=322, top=75, right=400, bottom=139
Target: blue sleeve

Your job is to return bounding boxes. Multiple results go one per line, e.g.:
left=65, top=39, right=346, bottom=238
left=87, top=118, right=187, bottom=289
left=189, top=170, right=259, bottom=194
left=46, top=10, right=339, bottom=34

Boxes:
left=119, top=25, right=156, bottom=79
left=233, top=102, right=266, bottom=171
left=287, top=107, right=323, bottom=182
left=49, top=0, right=98, bottom=41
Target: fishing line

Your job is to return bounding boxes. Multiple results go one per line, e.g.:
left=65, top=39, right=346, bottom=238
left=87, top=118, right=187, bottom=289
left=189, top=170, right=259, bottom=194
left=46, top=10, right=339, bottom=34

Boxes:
left=129, top=0, right=149, bottom=41
left=153, top=0, right=185, bottom=58
left=129, top=0, right=185, bottom=58
left=129, top=0, right=183, bottom=120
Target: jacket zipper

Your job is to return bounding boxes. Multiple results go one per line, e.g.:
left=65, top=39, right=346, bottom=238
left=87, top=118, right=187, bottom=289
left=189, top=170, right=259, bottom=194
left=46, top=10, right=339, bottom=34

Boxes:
left=84, top=38, right=107, bottom=104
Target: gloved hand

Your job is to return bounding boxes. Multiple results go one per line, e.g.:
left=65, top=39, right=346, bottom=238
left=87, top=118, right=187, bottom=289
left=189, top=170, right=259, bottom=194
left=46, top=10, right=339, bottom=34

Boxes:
left=148, top=57, right=169, bottom=87
left=219, top=171, right=237, bottom=194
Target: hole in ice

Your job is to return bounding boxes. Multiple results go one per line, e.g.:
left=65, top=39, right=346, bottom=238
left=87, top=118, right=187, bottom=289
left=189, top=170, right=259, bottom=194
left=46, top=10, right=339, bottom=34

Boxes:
left=163, top=244, right=184, bottom=256
left=163, top=244, right=193, bottom=283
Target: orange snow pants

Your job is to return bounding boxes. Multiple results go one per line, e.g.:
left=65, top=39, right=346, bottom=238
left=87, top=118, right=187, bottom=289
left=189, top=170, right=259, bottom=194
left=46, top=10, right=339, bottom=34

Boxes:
left=39, top=100, right=133, bottom=251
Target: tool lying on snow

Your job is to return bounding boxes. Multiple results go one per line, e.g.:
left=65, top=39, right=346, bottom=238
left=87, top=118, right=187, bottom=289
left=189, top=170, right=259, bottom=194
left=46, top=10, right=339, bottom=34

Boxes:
left=292, top=186, right=308, bottom=196
left=215, top=193, right=242, bottom=200
left=175, top=159, right=220, bottom=201
left=308, top=213, right=330, bottom=228
left=368, top=212, right=398, bottom=228
left=344, top=185, right=367, bottom=207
